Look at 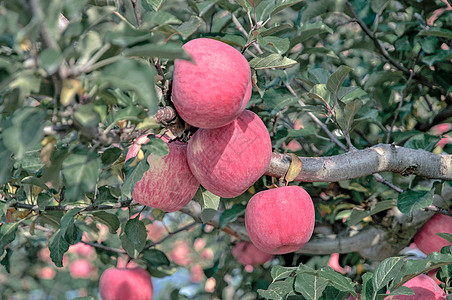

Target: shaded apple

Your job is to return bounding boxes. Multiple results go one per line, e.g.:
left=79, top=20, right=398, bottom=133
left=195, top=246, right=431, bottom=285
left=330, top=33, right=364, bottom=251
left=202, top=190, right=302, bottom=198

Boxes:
left=170, top=240, right=192, bottom=266
left=69, top=259, right=93, bottom=279
left=68, top=242, right=95, bottom=258
left=187, top=110, right=272, bottom=198
left=38, top=266, right=56, bottom=280
left=385, top=274, right=446, bottom=299
left=232, top=241, right=273, bottom=266
left=190, top=264, right=205, bottom=283
left=130, top=134, right=199, bottom=212
left=414, top=213, right=452, bottom=255
left=172, top=38, right=251, bottom=129
left=245, top=186, right=315, bottom=254
left=99, top=267, right=153, bottom=300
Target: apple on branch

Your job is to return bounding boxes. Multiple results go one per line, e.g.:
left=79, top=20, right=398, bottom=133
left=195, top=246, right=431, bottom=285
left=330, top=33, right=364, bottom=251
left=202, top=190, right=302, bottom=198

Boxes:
left=172, top=38, right=252, bottom=129
left=187, top=110, right=272, bottom=198
left=245, top=186, right=315, bottom=254
left=128, top=134, right=199, bottom=212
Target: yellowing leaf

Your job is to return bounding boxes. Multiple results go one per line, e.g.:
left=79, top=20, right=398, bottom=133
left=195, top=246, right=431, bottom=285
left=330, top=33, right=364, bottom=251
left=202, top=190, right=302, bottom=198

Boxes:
left=285, top=153, right=302, bottom=183
left=60, top=79, right=83, bottom=106
left=129, top=149, right=145, bottom=167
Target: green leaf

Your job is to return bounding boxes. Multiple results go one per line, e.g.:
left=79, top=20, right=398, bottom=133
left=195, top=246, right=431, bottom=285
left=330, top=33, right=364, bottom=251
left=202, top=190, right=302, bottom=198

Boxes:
left=0, top=223, right=19, bottom=256
left=194, top=188, right=220, bottom=223
left=249, top=53, right=298, bottom=69
left=258, top=278, right=295, bottom=300
left=143, top=0, right=165, bottom=11
left=263, top=88, right=299, bottom=112
left=308, top=84, right=333, bottom=108
left=404, top=134, right=441, bottom=152
left=0, top=142, right=11, bottom=186
left=2, top=107, right=46, bottom=160
left=140, top=138, right=169, bottom=157
left=327, top=66, right=352, bottom=97
left=219, top=204, right=246, bottom=229
left=301, top=1, right=330, bottom=22
left=62, top=147, right=101, bottom=202
left=123, top=217, right=147, bottom=245
left=74, top=103, right=101, bottom=128
left=291, top=22, right=333, bottom=45
left=258, top=35, right=290, bottom=54
left=91, top=212, right=120, bottom=234
left=60, top=208, right=82, bottom=236
left=271, top=0, right=303, bottom=16
left=372, top=257, right=404, bottom=293
left=360, top=272, right=374, bottom=300
left=172, top=16, right=202, bottom=39
left=397, top=189, right=434, bottom=215
left=295, top=267, right=328, bottom=300
left=387, top=286, right=415, bottom=298
left=418, top=28, right=452, bottom=40
left=101, top=147, right=122, bottom=166
left=120, top=218, right=147, bottom=258
left=319, top=286, right=350, bottom=300
left=347, top=200, right=397, bottom=226
left=141, top=249, right=170, bottom=267
left=99, top=58, right=159, bottom=115
left=319, top=267, right=356, bottom=295
left=49, top=229, right=71, bottom=267
left=122, top=150, right=150, bottom=199
left=270, top=265, right=297, bottom=281
left=122, top=43, right=191, bottom=60
left=437, top=233, right=452, bottom=245
left=38, top=48, right=62, bottom=75
left=338, top=87, right=368, bottom=104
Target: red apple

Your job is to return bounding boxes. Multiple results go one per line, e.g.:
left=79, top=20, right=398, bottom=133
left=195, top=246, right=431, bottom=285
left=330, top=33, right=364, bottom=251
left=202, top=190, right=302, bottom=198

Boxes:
left=190, top=264, right=205, bottom=283
left=69, top=259, right=93, bottom=279
left=193, top=238, right=206, bottom=252
left=99, top=267, right=153, bottom=300
left=414, top=213, right=452, bottom=255
left=187, top=110, right=272, bottom=198
left=131, top=135, right=200, bottom=212
left=68, top=242, right=95, bottom=258
left=245, top=186, right=315, bottom=254
left=232, top=241, right=273, bottom=266
left=170, top=240, right=192, bottom=266
left=205, top=277, right=216, bottom=293
left=385, top=274, right=446, bottom=299
left=172, top=38, right=252, bottom=129
left=201, top=248, right=214, bottom=260
left=347, top=294, right=360, bottom=300
left=38, top=266, right=56, bottom=280
left=328, top=253, right=350, bottom=275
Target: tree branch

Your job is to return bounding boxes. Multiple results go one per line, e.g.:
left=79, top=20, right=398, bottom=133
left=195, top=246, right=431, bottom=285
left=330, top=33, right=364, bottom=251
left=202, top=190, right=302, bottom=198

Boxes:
left=266, top=144, right=452, bottom=182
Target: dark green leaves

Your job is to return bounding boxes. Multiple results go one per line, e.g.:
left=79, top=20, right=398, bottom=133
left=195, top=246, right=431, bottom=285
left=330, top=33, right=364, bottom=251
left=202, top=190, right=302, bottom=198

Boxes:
left=62, top=147, right=101, bottom=202
left=98, top=58, right=159, bottom=115
left=120, top=217, right=147, bottom=258
left=219, top=204, right=245, bottom=229
left=2, top=107, right=46, bottom=160
left=121, top=150, right=150, bottom=199
left=397, top=189, right=434, bottom=215
left=0, top=223, right=19, bottom=256
left=91, top=211, right=120, bottom=234
left=194, top=188, right=220, bottom=223
left=249, top=53, right=298, bottom=69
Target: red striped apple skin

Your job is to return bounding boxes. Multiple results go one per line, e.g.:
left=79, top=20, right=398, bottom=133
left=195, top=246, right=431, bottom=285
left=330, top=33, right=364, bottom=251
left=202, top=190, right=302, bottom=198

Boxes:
left=187, top=110, right=272, bottom=198
left=172, top=38, right=252, bottom=129
left=131, top=137, right=199, bottom=212
left=99, top=267, right=153, bottom=300
left=384, top=274, right=446, bottom=300
left=414, top=213, right=452, bottom=254
left=245, top=186, right=315, bottom=255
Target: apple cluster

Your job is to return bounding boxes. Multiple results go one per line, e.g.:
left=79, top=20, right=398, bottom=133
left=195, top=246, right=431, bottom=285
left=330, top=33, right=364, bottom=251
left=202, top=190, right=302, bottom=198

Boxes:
left=127, top=38, right=315, bottom=268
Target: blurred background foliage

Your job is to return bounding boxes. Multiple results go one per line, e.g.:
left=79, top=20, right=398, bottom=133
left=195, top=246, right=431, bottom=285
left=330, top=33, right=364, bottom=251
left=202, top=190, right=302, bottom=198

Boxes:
left=0, top=0, right=451, bottom=299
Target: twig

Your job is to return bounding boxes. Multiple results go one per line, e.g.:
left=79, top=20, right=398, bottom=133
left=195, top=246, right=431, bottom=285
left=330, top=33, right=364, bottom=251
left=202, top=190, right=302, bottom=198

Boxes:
left=82, top=241, right=126, bottom=254
left=144, top=222, right=198, bottom=249
left=386, top=66, right=416, bottom=144
left=345, top=1, right=452, bottom=105
left=423, top=205, right=452, bottom=216
left=131, top=0, right=141, bottom=26
left=373, top=173, right=404, bottom=193
left=10, top=200, right=137, bottom=212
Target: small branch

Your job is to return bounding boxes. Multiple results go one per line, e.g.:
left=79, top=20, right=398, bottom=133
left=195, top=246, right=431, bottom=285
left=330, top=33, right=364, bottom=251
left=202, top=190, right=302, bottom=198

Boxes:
left=423, top=205, right=452, bottom=216
left=131, top=0, right=141, bottom=26
left=144, top=222, right=198, bottom=249
left=82, top=241, right=126, bottom=254
left=345, top=1, right=452, bottom=105
left=373, top=173, right=404, bottom=193
left=10, top=200, right=137, bottom=212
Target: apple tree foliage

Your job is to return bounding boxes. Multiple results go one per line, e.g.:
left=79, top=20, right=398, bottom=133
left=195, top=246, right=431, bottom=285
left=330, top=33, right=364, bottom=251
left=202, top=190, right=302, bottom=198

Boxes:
left=1, top=0, right=452, bottom=299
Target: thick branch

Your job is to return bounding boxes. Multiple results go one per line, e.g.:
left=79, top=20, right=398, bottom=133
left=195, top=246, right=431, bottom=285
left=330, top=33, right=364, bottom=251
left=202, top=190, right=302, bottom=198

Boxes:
left=266, top=144, right=452, bottom=181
